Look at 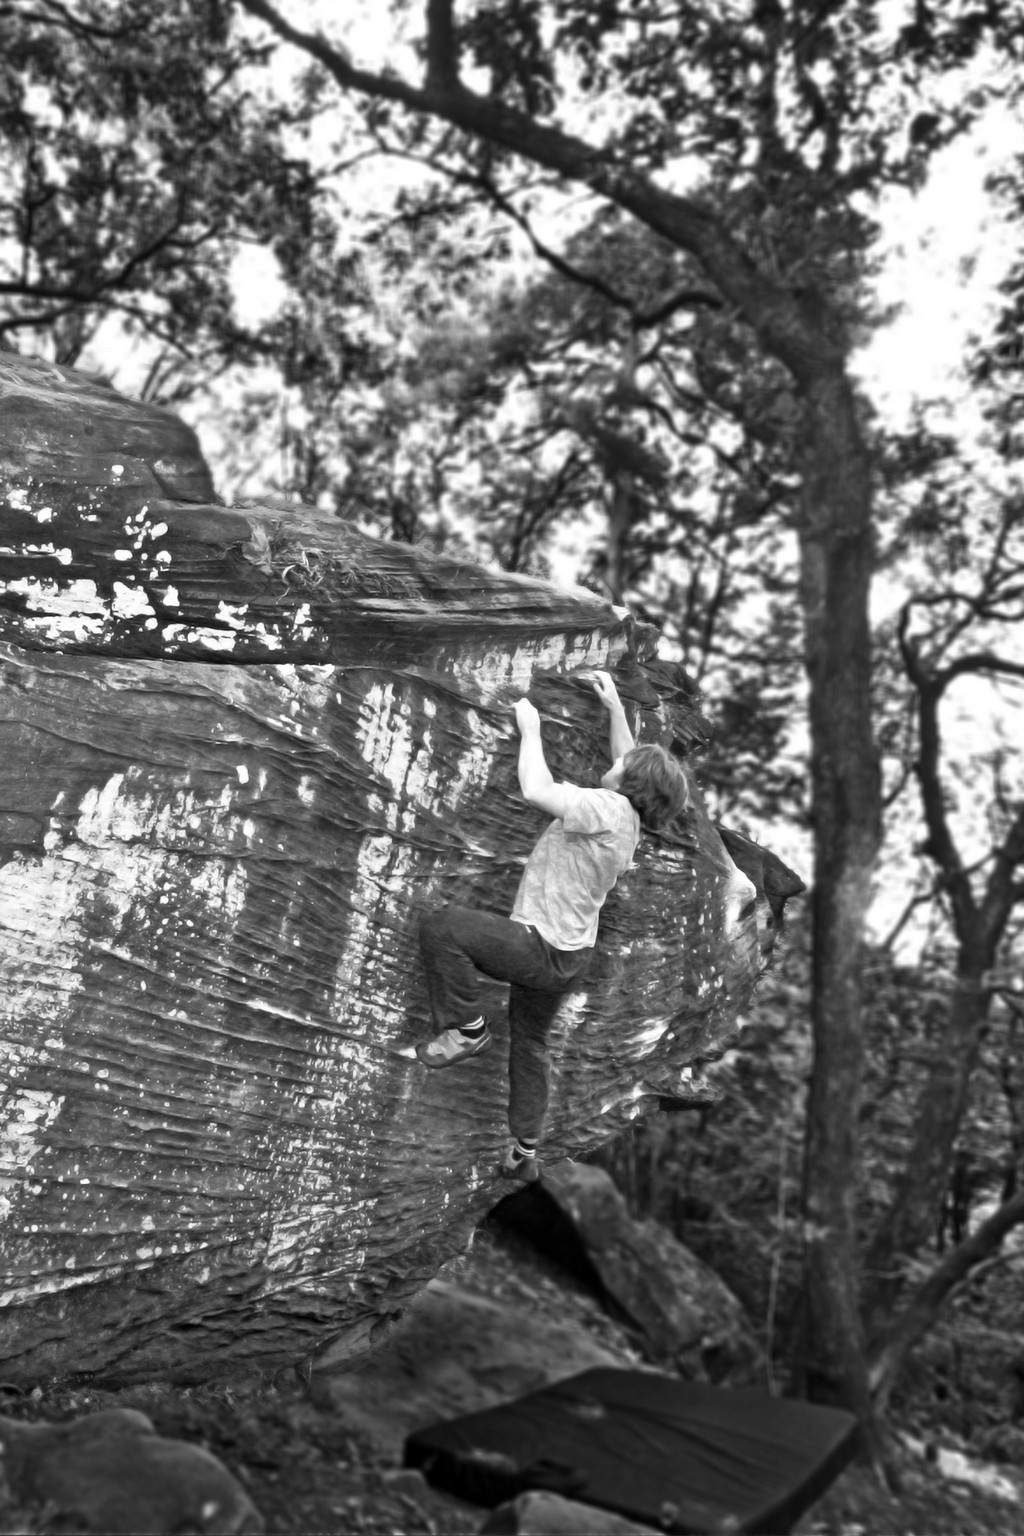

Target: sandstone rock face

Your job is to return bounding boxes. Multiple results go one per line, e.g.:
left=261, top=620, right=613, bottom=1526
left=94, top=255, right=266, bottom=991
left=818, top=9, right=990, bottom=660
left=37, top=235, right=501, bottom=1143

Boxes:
left=0, top=355, right=798, bottom=1386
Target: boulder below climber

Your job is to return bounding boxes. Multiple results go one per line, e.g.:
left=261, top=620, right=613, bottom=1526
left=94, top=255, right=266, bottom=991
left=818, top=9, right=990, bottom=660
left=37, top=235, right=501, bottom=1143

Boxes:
left=0, top=354, right=803, bottom=1386
left=494, top=1162, right=761, bottom=1381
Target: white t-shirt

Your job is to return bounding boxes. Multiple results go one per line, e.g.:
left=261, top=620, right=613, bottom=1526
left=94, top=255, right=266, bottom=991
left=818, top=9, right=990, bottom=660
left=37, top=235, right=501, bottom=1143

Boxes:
left=510, top=785, right=640, bottom=951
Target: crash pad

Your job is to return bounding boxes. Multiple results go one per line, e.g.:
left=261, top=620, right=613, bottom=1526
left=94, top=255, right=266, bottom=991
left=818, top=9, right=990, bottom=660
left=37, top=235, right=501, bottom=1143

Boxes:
left=404, top=1366, right=859, bottom=1535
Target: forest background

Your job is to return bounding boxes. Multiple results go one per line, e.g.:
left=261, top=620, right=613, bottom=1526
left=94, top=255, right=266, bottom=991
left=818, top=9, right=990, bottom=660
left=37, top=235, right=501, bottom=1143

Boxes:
left=2, top=0, right=1023, bottom=1486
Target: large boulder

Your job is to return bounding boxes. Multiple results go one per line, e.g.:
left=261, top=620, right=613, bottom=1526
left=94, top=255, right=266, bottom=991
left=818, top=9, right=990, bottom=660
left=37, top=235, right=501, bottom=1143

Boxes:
left=0, top=354, right=802, bottom=1386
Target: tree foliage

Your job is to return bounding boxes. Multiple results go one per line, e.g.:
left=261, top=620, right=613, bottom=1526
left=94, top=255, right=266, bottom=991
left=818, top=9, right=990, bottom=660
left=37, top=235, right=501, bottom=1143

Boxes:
left=0, top=0, right=319, bottom=381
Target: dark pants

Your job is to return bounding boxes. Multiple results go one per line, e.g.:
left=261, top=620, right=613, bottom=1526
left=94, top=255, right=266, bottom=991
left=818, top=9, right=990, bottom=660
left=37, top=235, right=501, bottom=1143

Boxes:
left=418, top=904, right=593, bottom=1142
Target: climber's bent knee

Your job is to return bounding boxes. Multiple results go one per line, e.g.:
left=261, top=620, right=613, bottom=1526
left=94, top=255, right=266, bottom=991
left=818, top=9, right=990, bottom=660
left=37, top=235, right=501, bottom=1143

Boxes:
left=418, top=903, right=463, bottom=949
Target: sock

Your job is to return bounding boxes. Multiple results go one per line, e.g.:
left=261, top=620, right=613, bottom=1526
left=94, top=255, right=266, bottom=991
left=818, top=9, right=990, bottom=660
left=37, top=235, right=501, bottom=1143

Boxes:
left=456, top=1016, right=486, bottom=1039
left=511, top=1137, right=537, bottom=1162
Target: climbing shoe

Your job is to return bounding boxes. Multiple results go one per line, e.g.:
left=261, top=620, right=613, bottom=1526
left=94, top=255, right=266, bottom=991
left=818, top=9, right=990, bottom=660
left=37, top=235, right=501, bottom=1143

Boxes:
left=415, top=1026, right=493, bottom=1069
left=498, top=1145, right=540, bottom=1182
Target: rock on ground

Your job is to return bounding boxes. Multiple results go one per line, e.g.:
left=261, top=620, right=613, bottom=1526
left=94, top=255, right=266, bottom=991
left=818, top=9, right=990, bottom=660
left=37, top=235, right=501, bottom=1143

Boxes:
left=496, top=1160, right=762, bottom=1380
left=0, top=1406, right=262, bottom=1533
left=480, top=1490, right=659, bottom=1533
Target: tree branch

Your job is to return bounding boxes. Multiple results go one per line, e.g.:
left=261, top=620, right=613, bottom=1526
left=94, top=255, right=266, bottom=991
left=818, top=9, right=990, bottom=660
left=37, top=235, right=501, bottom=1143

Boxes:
left=12, top=0, right=140, bottom=45
left=414, top=156, right=636, bottom=314
left=938, top=652, right=1024, bottom=690
left=357, top=120, right=646, bottom=324
left=877, top=877, right=941, bottom=953
left=897, top=604, right=978, bottom=936
left=0, top=291, right=204, bottom=359
left=363, top=125, right=715, bottom=336
left=867, top=1188, right=1024, bottom=1405
left=235, top=0, right=831, bottom=385
left=635, top=283, right=724, bottom=328
left=979, top=799, right=1024, bottom=942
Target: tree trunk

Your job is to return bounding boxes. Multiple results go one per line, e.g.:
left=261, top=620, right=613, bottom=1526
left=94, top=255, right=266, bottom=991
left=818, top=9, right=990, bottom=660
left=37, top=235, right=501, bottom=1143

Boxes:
left=604, top=473, right=635, bottom=604
left=0, top=353, right=795, bottom=1385
left=795, top=364, right=882, bottom=1448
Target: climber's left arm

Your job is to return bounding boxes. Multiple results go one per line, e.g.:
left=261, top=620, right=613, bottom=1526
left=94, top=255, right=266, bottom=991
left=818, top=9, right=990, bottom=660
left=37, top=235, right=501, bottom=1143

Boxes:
left=514, top=698, right=569, bottom=820
left=589, top=670, right=635, bottom=761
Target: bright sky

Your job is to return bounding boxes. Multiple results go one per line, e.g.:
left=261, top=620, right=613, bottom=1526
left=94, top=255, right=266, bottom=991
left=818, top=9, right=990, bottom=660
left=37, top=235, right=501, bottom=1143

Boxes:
left=856, top=98, right=1019, bottom=425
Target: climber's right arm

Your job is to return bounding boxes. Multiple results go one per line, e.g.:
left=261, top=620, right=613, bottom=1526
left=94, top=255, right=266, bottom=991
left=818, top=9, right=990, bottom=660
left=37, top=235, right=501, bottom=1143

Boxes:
left=590, top=671, right=635, bottom=761
left=514, top=698, right=568, bottom=821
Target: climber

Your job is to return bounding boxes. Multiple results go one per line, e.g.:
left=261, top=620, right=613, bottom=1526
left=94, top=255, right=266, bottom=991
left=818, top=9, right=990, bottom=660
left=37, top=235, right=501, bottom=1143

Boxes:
left=416, top=669, right=690, bottom=1183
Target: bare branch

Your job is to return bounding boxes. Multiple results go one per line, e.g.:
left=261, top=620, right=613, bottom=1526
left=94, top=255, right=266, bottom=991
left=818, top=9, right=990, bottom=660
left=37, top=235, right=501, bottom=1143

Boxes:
left=10, top=0, right=140, bottom=45
left=635, top=283, right=724, bottom=328
left=899, top=555, right=1024, bottom=633
left=980, top=801, right=1024, bottom=934
left=877, top=877, right=942, bottom=954
left=438, top=162, right=635, bottom=313
left=868, top=1188, right=1024, bottom=1405
left=358, top=121, right=648, bottom=324
left=938, top=652, right=1024, bottom=690
left=898, top=587, right=1024, bottom=961
left=881, top=750, right=914, bottom=812
left=897, top=603, right=978, bottom=934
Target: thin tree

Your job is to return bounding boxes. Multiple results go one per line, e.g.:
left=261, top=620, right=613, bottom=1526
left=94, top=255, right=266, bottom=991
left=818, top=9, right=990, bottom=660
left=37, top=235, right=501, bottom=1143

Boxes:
left=863, top=488, right=1024, bottom=1330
